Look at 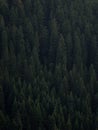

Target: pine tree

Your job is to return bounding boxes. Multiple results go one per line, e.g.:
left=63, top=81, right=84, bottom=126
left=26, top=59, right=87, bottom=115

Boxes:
left=66, top=32, right=73, bottom=69
left=9, top=6, right=18, bottom=25
left=66, top=114, right=72, bottom=130
left=89, top=64, right=96, bottom=96
left=0, top=84, right=4, bottom=111
left=9, top=41, right=16, bottom=75
left=12, top=112, right=22, bottom=130
left=49, top=17, right=58, bottom=67
left=56, top=34, right=67, bottom=67
left=1, top=29, right=9, bottom=66
left=73, top=31, right=82, bottom=70
left=0, top=110, right=6, bottom=130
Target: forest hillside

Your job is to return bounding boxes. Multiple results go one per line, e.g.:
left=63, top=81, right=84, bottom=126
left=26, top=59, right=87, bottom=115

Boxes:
left=0, top=0, right=98, bottom=129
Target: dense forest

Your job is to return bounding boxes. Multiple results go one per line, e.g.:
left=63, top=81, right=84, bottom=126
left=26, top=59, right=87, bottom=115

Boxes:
left=0, top=0, right=98, bottom=129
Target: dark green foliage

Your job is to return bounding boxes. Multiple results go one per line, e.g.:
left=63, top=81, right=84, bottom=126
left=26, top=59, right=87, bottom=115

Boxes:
left=0, top=85, right=4, bottom=111
left=0, top=0, right=98, bottom=129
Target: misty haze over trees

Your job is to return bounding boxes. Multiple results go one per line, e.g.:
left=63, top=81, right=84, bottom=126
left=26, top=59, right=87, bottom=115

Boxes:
left=0, top=0, right=98, bottom=129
